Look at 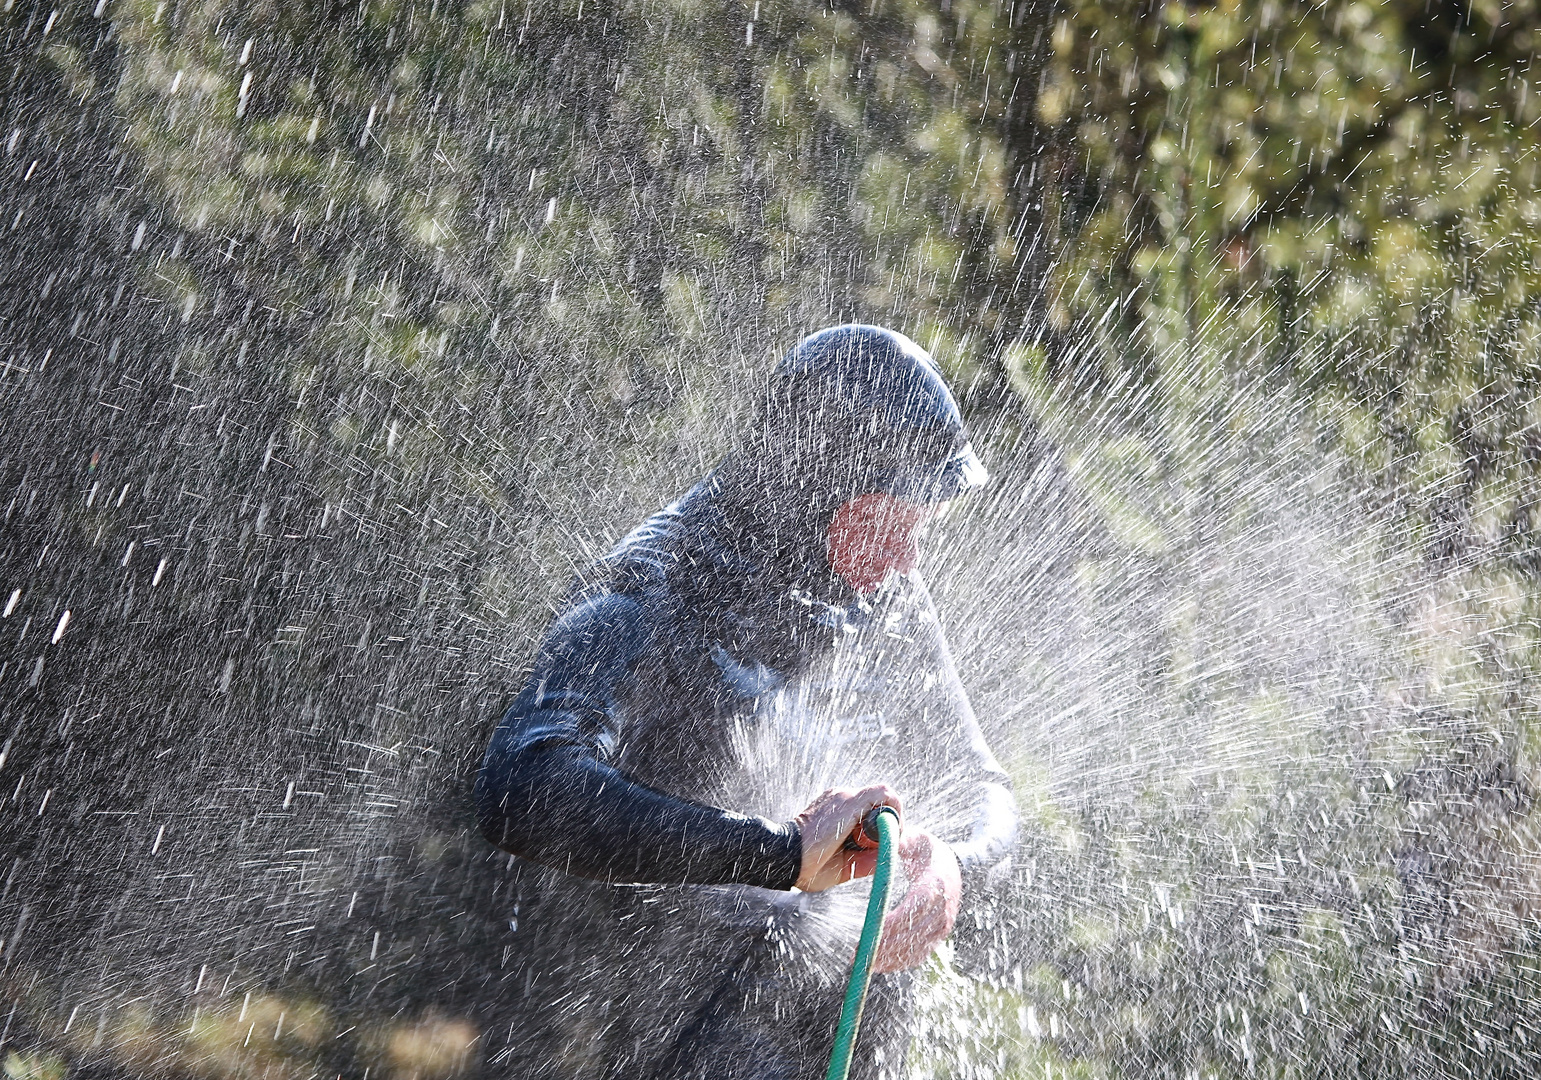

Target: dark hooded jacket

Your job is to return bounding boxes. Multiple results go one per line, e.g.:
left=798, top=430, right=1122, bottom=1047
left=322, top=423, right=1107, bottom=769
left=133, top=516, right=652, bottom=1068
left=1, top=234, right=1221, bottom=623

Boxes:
left=475, top=326, right=1016, bottom=989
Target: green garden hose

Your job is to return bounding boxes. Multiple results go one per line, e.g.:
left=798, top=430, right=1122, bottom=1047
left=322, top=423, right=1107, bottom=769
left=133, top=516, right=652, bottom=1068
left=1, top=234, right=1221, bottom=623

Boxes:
left=825, top=805, right=900, bottom=1080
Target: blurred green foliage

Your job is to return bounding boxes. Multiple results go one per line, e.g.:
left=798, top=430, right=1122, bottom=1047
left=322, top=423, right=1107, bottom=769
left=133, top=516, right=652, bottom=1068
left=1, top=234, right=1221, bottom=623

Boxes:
left=107, top=0, right=1033, bottom=536
left=1040, top=0, right=1541, bottom=527
left=954, top=0, right=1541, bottom=1074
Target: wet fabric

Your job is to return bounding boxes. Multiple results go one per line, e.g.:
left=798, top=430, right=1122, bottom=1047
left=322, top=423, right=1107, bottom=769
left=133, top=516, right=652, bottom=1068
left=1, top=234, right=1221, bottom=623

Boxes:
left=475, top=324, right=1015, bottom=1076
left=639, top=938, right=915, bottom=1080
left=475, top=474, right=1016, bottom=1076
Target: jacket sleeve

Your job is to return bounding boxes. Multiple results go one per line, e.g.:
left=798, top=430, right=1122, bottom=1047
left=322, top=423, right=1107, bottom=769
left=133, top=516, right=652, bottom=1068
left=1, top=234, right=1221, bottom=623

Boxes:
left=902, top=577, right=1019, bottom=978
left=933, top=635, right=1019, bottom=899
left=905, top=575, right=1019, bottom=897
left=474, top=592, right=802, bottom=890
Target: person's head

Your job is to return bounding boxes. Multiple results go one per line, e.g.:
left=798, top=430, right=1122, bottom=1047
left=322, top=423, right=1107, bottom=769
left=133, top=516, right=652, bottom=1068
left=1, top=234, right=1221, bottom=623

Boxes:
left=740, top=324, right=987, bottom=592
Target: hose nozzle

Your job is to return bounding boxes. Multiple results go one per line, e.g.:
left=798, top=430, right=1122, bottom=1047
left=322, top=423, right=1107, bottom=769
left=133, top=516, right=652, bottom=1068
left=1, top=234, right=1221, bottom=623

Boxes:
left=845, top=804, right=899, bottom=851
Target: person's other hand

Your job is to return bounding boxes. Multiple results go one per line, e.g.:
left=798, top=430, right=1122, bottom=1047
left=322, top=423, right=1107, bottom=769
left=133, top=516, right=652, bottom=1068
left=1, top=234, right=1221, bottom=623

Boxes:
left=793, top=785, right=902, bottom=892
left=873, top=828, right=961, bottom=973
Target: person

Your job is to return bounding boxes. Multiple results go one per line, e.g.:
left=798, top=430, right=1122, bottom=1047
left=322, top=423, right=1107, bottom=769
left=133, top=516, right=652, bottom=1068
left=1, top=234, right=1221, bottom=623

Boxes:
left=475, top=325, right=1018, bottom=1079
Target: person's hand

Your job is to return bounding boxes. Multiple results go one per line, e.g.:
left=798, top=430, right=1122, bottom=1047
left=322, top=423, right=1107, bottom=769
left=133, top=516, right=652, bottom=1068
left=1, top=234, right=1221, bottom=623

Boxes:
left=792, top=785, right=902, bottom=892
left=873, top=828, right=961, bottom=973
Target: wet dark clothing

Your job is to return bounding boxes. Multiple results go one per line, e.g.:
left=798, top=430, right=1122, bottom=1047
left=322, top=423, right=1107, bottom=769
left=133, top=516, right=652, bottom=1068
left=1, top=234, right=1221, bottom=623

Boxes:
left=476, top=471, right=1016, bottom=1077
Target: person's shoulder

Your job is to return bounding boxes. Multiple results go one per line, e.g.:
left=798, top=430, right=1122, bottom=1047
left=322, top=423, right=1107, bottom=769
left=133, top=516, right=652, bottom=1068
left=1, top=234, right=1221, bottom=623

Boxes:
left=591, top=476, right=748, bottom=600
left=594, top=492, right=695, bottom=598
left=538, top=589, right=652, bottom=668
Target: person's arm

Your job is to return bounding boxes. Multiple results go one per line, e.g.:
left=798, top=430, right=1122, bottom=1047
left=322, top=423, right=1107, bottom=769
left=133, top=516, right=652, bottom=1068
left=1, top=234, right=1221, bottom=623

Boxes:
left=874, top=575, right=1018, bottom=973
left=946, top=704, right=1019, bottom=900
left=916, top=584, right=1020, bottom=976
left=475, top=591, right=804, bottom=888
left=478, top=740, right=804, bottom=888
left=919, top=582, right=1019, bottom=891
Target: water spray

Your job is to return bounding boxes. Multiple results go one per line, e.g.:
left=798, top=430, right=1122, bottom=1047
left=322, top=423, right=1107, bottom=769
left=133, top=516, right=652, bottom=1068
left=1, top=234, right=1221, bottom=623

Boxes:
left=825, top=805, right=899, bottom=1080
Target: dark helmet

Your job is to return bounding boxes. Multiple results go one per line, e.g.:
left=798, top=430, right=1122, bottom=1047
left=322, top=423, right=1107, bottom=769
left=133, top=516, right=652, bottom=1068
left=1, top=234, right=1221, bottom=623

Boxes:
left=764, top=324, right=988, bottom=503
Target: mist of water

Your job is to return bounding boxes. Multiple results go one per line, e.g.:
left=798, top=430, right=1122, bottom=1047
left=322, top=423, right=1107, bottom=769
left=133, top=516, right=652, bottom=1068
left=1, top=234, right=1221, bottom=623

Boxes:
left=5, top=1, right=1541, bottom=1077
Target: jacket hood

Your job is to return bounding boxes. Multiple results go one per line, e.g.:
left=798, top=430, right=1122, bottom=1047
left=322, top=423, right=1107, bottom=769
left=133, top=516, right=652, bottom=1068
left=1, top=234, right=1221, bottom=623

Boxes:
left=707, top=325, right=988, bottom=585
left=765, top=324, right=987, bottom=505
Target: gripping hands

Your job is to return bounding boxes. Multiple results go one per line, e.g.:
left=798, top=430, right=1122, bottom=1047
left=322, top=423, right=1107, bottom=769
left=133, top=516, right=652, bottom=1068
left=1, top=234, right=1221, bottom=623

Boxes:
left=790, top=785, right=962, bottom=972
left=792, top=785, right=902, bottom=893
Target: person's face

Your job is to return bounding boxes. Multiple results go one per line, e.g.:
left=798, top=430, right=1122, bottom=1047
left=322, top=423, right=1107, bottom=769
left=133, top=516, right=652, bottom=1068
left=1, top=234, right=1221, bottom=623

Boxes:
left=825, top=493, right=938, bottom=593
